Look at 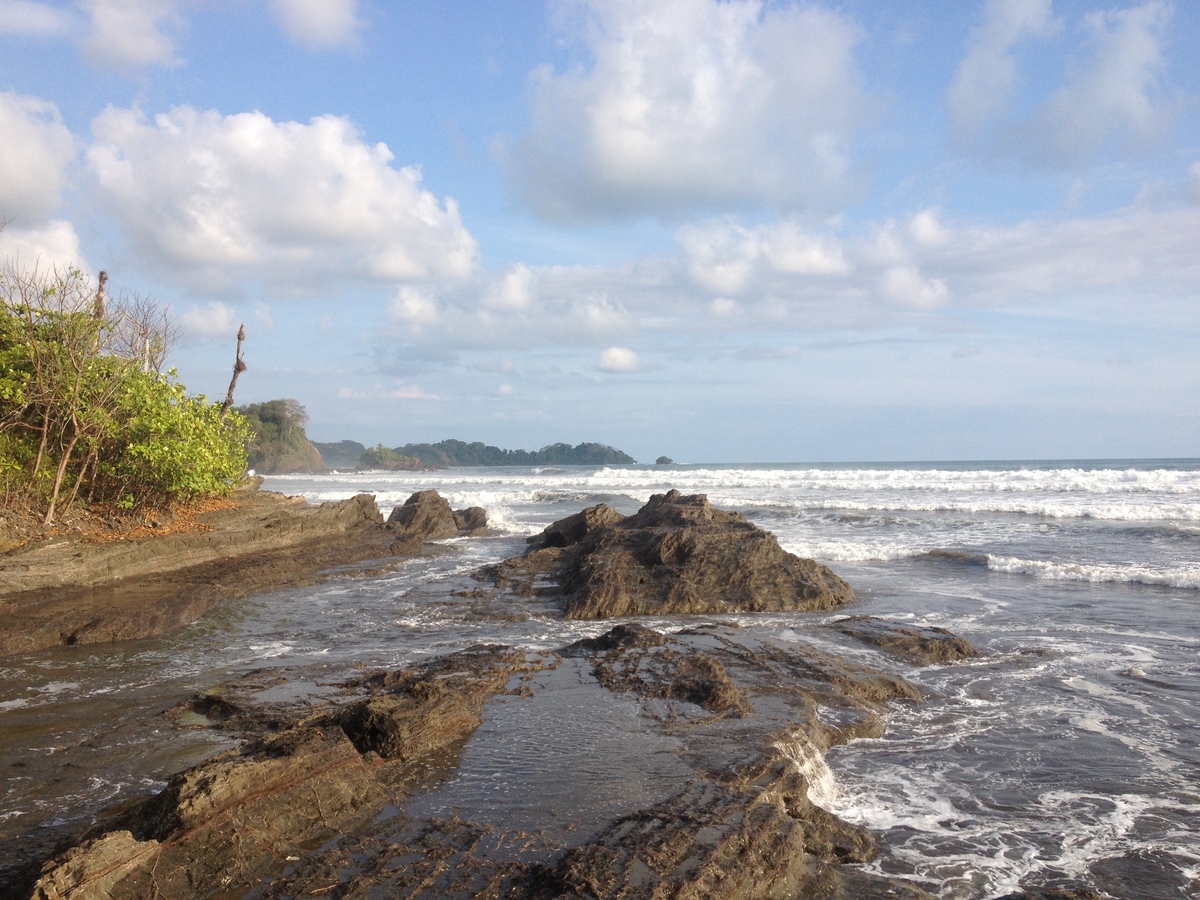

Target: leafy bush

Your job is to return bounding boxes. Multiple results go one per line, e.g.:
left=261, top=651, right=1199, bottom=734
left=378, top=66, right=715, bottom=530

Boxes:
left=1, top=261, right=249, bottom=521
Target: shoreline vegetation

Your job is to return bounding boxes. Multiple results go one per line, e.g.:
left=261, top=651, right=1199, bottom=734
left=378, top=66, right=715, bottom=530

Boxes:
left=1, top=262, right=251, bottom=550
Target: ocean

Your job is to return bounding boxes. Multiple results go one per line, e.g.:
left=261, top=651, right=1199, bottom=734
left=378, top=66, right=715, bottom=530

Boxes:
left=2, top=459, right=1198, bottom=898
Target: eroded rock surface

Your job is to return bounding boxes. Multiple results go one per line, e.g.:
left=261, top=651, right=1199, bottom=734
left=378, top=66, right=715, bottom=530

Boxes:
left=24, top=625, right=941, bottom=900
left=831, top=615, right=980, bottom=666
left=1, top=490, right=479, bottom=656
left=482, top=489, right=854, bottom=618
left=386, top=489, right=488, bottom=551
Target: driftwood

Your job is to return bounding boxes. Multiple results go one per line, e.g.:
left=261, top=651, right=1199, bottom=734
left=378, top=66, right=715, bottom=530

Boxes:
left=220, top=323, right=247, bottom=420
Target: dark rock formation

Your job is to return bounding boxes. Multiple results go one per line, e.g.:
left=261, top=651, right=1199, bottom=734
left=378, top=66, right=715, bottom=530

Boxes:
left=338, top=645, right=545, bottom=764
left=656, top=455, right=675, bottom=464
left=831, top=616, right=979, bottom=666
left=22, top=625, right=938, bottom=899
left=386, top=490, right=488, bottom=546
left=1, top=490, right=489, bottom=656
left=485, top=489, right=854, bottom=618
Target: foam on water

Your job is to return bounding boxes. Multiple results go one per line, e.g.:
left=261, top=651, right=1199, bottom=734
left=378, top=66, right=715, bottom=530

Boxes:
left=987, top=555, right=1200, bottom=589
left=4, top=460, right=1196, bottom=898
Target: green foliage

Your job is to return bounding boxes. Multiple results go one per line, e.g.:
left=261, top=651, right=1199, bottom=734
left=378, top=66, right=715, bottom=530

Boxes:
left=236, top=398, right=324, bottom=474
left=106, top=370, right=252, bottom=508
left=1, top=262, right=249, bottom=520
left=357, top=444, right=422, bottom=471
left=311, top=439, right=366, bottom=469
left=393, top=439, right=636, bottom=467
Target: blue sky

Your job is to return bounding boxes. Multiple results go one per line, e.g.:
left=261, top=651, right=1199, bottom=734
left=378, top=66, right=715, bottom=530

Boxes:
left=1, top=0, right=1197, bottom=463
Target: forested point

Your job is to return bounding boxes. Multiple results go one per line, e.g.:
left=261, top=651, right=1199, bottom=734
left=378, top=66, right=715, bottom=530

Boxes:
left=392, top=439, right=636, bottom=467
left=237, top=399, right=325, bottom=474
left=1, top=260, right=251, bottom=531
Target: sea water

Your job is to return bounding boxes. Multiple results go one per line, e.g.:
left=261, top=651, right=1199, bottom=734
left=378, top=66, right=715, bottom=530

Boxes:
left=2, top=460, right=1197, bottom=898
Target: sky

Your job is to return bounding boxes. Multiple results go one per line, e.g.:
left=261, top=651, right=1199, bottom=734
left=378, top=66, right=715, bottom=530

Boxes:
left=1, top=0, right=1197, bottom=463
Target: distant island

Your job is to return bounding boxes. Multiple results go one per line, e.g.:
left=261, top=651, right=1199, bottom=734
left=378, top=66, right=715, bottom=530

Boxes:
left=240, top=400, right=636, bottom=473
left=310, top=437, right=636, bottom=471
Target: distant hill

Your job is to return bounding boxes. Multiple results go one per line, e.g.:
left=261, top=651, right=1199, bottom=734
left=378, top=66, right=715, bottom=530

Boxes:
left=311, top=440, right=367, bottom=469
left=238, top=399, right=326, bottom=475
left=395, top=439, right=635, bottom=467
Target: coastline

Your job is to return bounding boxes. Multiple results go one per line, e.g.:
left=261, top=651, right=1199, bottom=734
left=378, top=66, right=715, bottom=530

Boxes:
left=0, top=489, right=403, bottom=657
left=3, top=466, right=1193, bottom=897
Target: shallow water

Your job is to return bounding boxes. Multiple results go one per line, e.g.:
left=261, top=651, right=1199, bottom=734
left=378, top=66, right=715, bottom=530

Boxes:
left=2, top=460, right=1198, bottom=897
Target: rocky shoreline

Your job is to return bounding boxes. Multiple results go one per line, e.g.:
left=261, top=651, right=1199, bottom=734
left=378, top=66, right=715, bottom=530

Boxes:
left=0, top=488, right=483, bottom=657
left=2, top=489, right=1097, bottom=899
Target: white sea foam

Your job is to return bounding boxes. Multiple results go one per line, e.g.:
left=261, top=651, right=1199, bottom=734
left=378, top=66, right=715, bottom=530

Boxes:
left=774, top=731, right=840, bottom=810
left=988, top=555, right=1200, bottom=589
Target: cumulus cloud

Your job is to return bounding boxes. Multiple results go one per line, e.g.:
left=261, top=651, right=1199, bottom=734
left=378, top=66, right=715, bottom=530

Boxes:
left=0, top=1, right=76, bottom=36
left=179, top=300, right=238, bottom=338
left=79, top=0, right=183, bottom=70
left=505, top=0, right=871, bottom=220
left=598, top=346, right=641, bottom=372
left=389, top=286, right=439, bottom=327
left=0, top=220, right=88, bottom=271
left=880, top=266, right=948, bottom=309
left=0, top=92, right=77, bottom=223
left=482, top=263, right=535, bottom=311
left=947, top=0, right=1060, bottom=147
left=678, top=218, right=848, bottom=295
left=1030, top=1, right=1173, bottom=165
left=948, top=0, right=1176, bottom=167
left=269, top=0, right=360, bottom=49
left=86, top=105, right=478, bottom=289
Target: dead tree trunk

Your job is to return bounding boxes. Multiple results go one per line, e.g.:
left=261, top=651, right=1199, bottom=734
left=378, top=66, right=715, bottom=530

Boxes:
left=220, top=323, right=247, bottom=420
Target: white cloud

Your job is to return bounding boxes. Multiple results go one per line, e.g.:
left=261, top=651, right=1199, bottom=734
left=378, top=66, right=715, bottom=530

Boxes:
left=947, top=0, right=1059, bottom=146
left=86, top=105, right=478, bottom=289
left=498, top=383, right=515, bottom=397
left=710, top=297, right=737, bottom=317
left=0, top=92, right=77, bottom=223
left=880, top=266, right=949, bottom=309
left=949, top=0, right=1175, bottom=167
left=0, top=220, right=88, bottom=271
left=179, top=300, right=238, bottom=338
left=482, top=263, right=535, bottom=311
left=79, top=0, right=183, bottom=70
left=505, top=0, right=871, bottom=220
left=1190, top=161, right=1200, bottom=203
left=0, top=1, right=76, bottom=36
left=678, top=218, right=847, bottom=294
left=338, top=381, right=437, bottom=400
left=269, top=0, right=360, bottom=49
left=598, top=346, right=641, bottom=372
left=1030, top=0, right=1173, bottom=165
left=389, top=286, right=439, bottom=326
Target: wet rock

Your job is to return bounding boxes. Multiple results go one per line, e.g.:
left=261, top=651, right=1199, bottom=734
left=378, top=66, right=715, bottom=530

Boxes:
left=526, top=502, right=626, bottom=551
left=31, top=726, right=386, bottom=899
left=29, top=831, right=159, bottom=900
left=0, top=492, right=403, bottom=656
left=831, top=615, right=979, bottom=666
left=528, top=742, right=935, bottom=900
left=387, top=490, right=488, bottom=540
left=452, top=506, right=488, bottom=535
left=486, top=490, right=854, bottom=618
left=338, top=645, right=547, bottom=764
left=23, top=626, right=936, bottom=900
left=564, top=624, right=750, bottom=720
